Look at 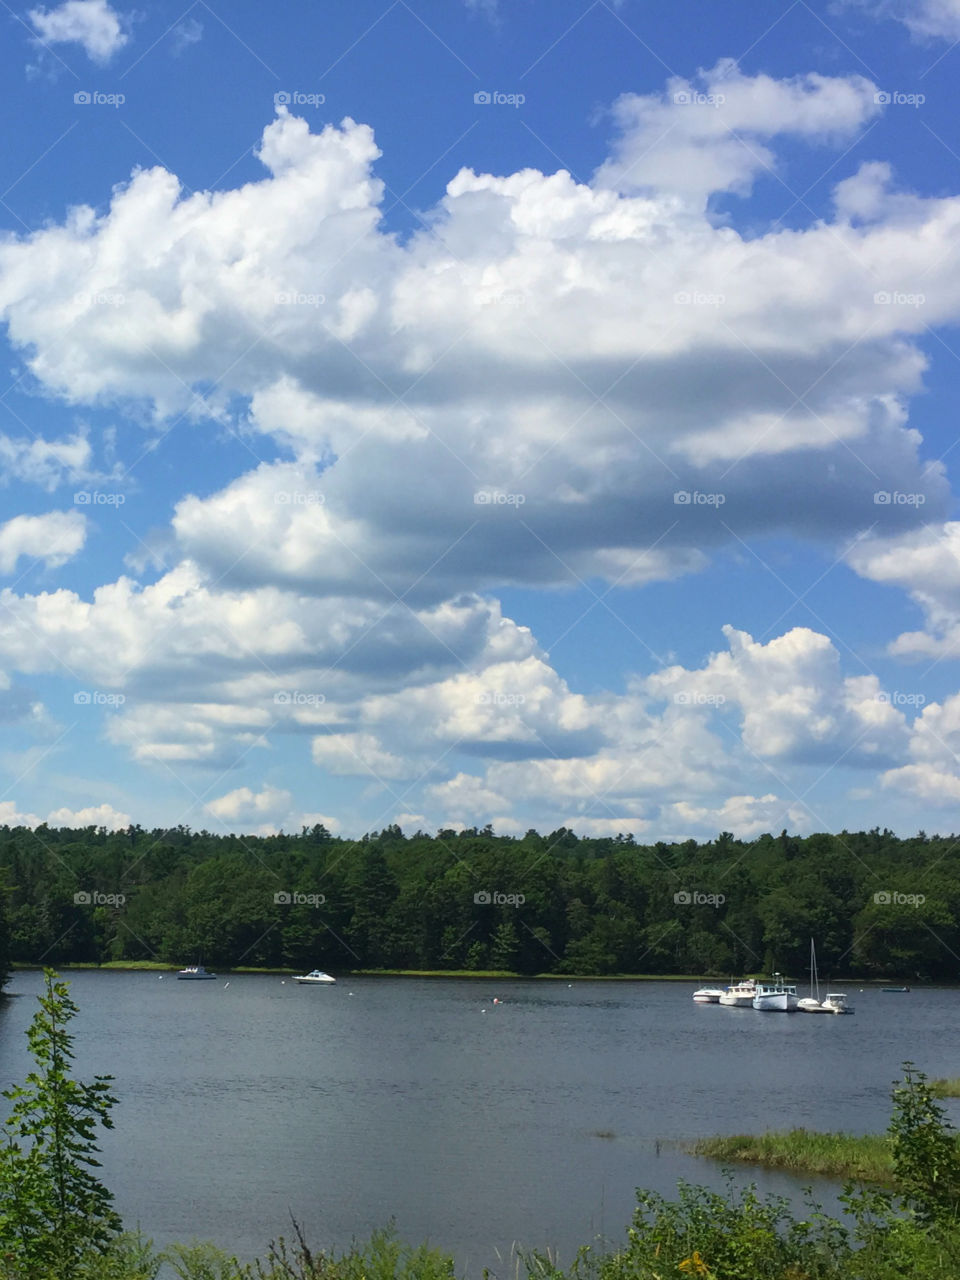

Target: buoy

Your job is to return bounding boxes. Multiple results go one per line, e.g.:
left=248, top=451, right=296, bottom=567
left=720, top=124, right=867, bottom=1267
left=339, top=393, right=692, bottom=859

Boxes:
left=224, top=982, right=230, bottom=988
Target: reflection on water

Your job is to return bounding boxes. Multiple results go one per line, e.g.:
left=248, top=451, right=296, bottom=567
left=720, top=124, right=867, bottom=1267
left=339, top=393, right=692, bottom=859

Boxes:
left=1, top=973, right=956, bottom=1275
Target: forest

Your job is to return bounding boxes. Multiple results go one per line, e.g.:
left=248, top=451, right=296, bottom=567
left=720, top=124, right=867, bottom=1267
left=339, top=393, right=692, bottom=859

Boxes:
left=0, top=822, right=956, bottom=981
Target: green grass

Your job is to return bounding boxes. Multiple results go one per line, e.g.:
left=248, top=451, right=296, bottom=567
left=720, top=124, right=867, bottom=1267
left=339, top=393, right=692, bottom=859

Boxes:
left=930, top=1078, right=960, bottom=1097
left=689, top=1129, right=897, bottom=1184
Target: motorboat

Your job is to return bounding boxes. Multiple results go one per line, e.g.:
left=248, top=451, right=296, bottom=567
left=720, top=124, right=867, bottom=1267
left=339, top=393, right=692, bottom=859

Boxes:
left=753, top=976, right=799, bottom=1012
left=177, top=965, right=216, bottom=980
left=293, top=969, right=336, bottom=985
left=882, top=986, right=910, bottom=993
left=822, top=992, right=854, bottom=1014
left=693, top=987, right=726, bottom=1003
left=798, top=939, right=829, bottom=1012
left=719, top=979, right=757, bottom=1007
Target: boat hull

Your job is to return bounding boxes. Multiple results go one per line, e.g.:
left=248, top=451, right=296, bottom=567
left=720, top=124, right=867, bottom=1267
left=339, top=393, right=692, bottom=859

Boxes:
left=177, top=973, right=216, bottom=980
left=797, top=998, right=829, bottom=1013
left=718, top=992, right=754, bottom=1007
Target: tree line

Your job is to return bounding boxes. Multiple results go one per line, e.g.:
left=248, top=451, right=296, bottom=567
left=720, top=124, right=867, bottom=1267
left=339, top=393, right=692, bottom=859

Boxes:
left=0, top=822, right=956, bottom=980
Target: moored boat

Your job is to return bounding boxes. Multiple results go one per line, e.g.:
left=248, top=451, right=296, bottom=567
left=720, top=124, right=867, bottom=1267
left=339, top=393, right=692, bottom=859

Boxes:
left=753, top=976, right=799, bottom=1012
left=177, top=964, right=216, bottom=981
left=693, top=987, right=726, bottom=1003
left=293, top=969, right=336, bottom=985
left=719, top=979, right=756, bottom=1007
left=798, top=939, right=829, bottom=1012
left=822, top=992, right=854, bottom=1014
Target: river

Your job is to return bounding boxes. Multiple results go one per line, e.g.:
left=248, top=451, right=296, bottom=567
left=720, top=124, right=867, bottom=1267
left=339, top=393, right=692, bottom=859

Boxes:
left=1, top=971, right=954, bottom=1275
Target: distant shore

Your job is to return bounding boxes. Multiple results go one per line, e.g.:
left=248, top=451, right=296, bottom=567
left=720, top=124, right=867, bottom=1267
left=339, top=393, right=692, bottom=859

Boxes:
left=8, top=961, right=922, bottom=984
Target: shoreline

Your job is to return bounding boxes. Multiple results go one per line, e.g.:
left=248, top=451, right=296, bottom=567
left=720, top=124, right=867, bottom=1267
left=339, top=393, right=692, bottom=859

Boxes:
left=7, top=961, right=928, bottom=983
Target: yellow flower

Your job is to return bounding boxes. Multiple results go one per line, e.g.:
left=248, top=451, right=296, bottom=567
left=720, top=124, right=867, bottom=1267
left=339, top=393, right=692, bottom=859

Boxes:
left=678, top=1251, right=713, bottom=1276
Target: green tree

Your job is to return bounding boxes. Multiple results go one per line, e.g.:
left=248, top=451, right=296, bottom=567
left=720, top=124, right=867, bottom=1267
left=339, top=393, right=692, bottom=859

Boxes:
left=889, top=1061, right=960, bottom=1222
left=0, top=969, right=121, bottom=1278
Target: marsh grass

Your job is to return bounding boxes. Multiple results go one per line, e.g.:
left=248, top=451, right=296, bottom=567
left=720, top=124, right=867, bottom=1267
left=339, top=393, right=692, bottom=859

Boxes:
left=690, top=1129, right=897, bottom=1183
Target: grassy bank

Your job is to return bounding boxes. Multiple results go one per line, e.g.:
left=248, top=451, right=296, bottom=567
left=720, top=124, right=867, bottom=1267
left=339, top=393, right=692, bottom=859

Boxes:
left=931, top=1078, right=960, bottom=1097
left=690, top=1129, right=896, bottom=1184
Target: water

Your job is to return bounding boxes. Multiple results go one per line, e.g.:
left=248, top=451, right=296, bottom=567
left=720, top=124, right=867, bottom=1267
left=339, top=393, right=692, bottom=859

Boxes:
left=0, top=972, right=955, bottom=1275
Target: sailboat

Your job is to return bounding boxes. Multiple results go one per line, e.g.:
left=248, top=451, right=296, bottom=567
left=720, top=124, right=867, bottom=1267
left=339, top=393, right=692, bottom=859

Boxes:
left=798, top=939, right=829, bottom=1012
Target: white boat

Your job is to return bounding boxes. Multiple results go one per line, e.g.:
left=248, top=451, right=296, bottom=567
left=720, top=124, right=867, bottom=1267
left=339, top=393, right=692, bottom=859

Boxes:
left=177, top=964, right=216, bottom=981
left=693, top=987, right=726, bottom=1003
left=753, top=975, right=799, bottom=1012
left=719, top=979, right=756, bottom=1007
left=293, top=969, right=336, bottom=985
left=798, top=939, right=830, bottom=1012
left=822, top=992, right=854, bottom=1014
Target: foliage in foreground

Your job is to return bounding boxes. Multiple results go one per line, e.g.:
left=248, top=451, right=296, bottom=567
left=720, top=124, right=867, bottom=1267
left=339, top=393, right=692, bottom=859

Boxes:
left=4, top=974, right=960, bottom=1279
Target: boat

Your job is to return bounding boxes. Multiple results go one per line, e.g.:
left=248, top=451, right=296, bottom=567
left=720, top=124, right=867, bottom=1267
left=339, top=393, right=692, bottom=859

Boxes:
left=693, top=987, right=726, bottom=1003
left=798, top=939, right=829, bottom=1012
left=177, top=964, right=216, bottom=981
left=822, top=992, right=855, bottom=1014
left=293, top=969, right=336, bottom=985
left=719, top=979, right=757, bottom=1007
left=882, top=986, right=910, bottom=993
left=753, top=975, right=799, bottom=1012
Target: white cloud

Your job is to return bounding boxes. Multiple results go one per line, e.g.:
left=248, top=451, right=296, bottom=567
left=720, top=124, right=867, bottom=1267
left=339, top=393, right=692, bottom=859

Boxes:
left=848, top=524, right=960, bottom=657
left=867, top=0, right=960, bottom=39
left=29, top=0, right=129, bottom=64
left=596, top=61, right=879, bottom=206
left=206, top=784, right=292, bottom=822
left=0, top=511, right=86, bottom=573
left=0, top=432, right=95, bottom=491
left=0, top=800, right=129, bottom=829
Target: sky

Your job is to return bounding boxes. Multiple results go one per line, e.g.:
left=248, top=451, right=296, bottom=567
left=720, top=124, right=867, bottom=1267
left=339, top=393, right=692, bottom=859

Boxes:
left=1, top=0, right=960, bottom=841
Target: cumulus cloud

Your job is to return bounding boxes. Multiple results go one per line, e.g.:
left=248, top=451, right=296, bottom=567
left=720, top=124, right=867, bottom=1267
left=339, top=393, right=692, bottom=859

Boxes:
left=865, top=0, right=960, bottom=39
left=0, top=799, right=129, bottom=829
left=597, top=61, right=880, bottom=206
left=0, top=511, right=86, bottom=573
left=29, top=0, right=129, bottom=63
left=0, top=69, right=958, bottom=835
left=848, top=524, right=960, bottom=658
left=206, top=784, right=292, bottom=822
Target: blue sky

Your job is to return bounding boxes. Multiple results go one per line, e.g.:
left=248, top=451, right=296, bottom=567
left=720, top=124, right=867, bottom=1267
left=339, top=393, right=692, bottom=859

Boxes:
left=2, top=0, right=960, bottom=840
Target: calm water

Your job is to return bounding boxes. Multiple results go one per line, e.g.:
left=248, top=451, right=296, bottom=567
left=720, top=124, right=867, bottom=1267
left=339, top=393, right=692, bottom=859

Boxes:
left=1, top=972, right=957, bottom=1275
